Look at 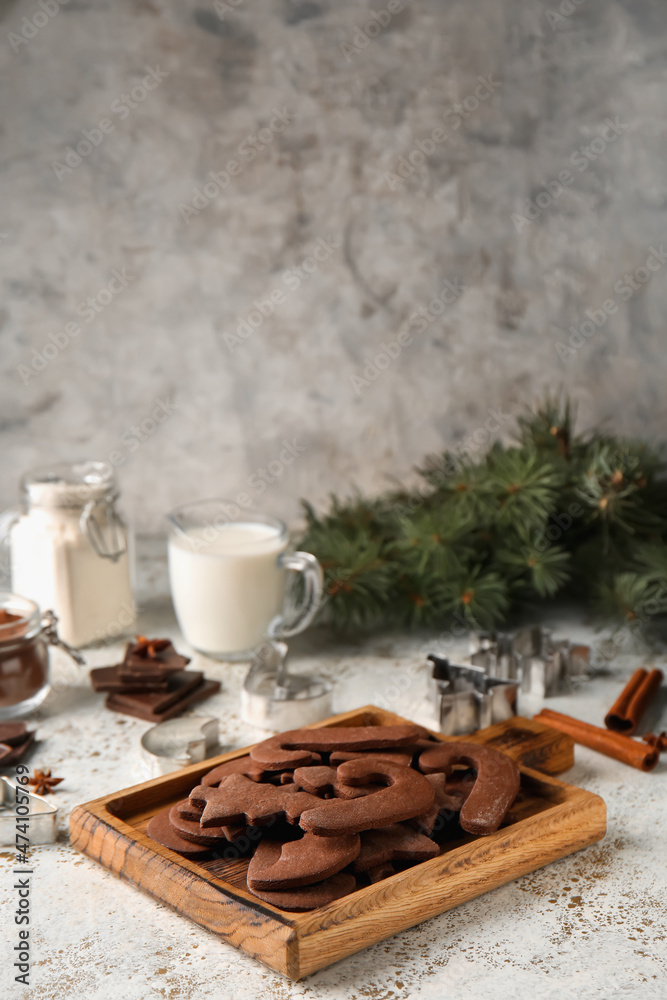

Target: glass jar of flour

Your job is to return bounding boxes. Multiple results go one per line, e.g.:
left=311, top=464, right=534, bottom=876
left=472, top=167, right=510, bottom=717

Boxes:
left=0, top=461, right=135, bottom=648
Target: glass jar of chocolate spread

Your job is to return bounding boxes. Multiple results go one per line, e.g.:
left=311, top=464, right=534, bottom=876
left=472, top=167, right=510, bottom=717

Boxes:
left=0, top=593, right=84, bottom=721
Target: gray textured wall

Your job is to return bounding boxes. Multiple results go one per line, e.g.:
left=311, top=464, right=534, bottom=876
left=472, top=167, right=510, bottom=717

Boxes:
left=2, top=0, right=666, bottom=532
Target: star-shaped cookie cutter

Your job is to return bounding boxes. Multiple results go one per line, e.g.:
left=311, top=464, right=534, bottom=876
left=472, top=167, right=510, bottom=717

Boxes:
left=469, top=626, right=590, bottom=698
left=428, top=656, right=518, bottom=736
left=0, top=776, right=58, bottom=846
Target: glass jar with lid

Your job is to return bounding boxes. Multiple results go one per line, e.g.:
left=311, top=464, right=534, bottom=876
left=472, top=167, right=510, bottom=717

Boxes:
left=0, top=593, right=85, bottom=720
left=0, top=461, right=135, bottom=648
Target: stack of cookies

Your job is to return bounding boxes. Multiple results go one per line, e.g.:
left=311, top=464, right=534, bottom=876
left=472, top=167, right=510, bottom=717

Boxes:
left=90, top=636, right=220, bottom=722
left=147, top=723, right=521, bottom=911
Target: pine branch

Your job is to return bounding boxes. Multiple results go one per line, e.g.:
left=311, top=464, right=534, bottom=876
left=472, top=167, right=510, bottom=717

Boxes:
left=299, top=396, right=667, bottom=633
left=494, top=524, right=571, bottom=597
left=484, top=447, right=564, bottom=526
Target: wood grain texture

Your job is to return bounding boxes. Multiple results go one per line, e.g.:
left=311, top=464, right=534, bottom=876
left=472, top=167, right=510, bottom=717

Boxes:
left=69, top=708, right=604, bottom=980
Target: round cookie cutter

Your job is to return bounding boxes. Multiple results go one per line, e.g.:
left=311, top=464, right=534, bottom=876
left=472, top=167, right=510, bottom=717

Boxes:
left=140, top=716, right=220, bottom=778
left=241, top=641, right=333, bottom=731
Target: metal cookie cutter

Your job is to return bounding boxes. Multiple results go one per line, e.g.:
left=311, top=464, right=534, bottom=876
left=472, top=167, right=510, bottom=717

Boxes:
left=428, top=655, right=518, bottom=736
left=0, top=776, right=58, bottom=846
left=470, top=627, right=590, bottom=699
left=140, top=716, right=219, bottom=778
left=241, top=640, right=333, bottom=731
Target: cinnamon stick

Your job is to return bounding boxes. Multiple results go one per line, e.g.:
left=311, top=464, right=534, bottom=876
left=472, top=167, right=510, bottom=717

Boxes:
left=604, top=668, right=663, bottom=735
left=534, top=708, right=665, bottom=772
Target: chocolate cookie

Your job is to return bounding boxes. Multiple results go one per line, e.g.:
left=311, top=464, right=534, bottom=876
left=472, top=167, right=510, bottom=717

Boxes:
left=418, top=742, right=520, bottom=835
left=168, top=801, right=241, bottom=844
left=146, top=807, right=211, bottom=857
left=367, top=862, right=395, bottom=883
left=354, top=824, right=439, bottom=872
left=332, top=778, right=385, bottom=800
left=411, top=771, right=474, bottom=835
left=247, top=872, right=357, bottom=911
left=292, top=765, right=338, bottom=796
left=200, top=756, right=268, bottom=786
left=300, top=759, right=435, bottom=837
left=174, top=798, right=204, bottom=822
left=190, top=777, right=322, bottom=828
left=247, top=831, right=360, bottom=890
left=250, top=724, right=427, bottom=770
left=329, top=749, right=415, bottom=767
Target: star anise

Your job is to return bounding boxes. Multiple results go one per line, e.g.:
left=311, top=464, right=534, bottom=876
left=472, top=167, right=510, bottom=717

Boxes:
left=133, top=635, right=172, bottom=659
left=28, top=769, right=63, bottom=795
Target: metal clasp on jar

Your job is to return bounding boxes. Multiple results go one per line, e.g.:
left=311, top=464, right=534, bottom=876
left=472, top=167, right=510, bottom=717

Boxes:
left=80, top=494, right=128, bottom=562
left=41, top=611, right=86, bottom=665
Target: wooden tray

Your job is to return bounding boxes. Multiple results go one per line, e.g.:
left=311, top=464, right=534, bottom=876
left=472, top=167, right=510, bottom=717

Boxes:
left=70, top=707, right=605, bottom=980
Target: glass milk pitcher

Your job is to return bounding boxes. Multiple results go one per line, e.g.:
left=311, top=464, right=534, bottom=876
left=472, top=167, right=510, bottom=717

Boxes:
left=0, top=461, right=135, bottom=648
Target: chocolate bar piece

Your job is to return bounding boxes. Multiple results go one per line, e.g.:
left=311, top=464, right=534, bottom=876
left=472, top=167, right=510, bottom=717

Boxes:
left=106, top=670, right=204, bottom=715
left=105, top=678, right=220, bottom=723
left=90, top=666, right=169, bottom=694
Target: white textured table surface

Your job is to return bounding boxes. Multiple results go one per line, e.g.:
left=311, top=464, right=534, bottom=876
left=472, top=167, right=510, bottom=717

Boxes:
left=1, top=545, right=666, bottom=1000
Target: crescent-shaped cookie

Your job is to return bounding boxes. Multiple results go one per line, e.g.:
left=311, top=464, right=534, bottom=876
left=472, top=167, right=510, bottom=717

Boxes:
left=250, top=724, right=427, bottom=770
left=299, top=759, right=435, bottom=836
left=418, top=742, right=520, bottom=835
left=247, top=832, right=360, bottom=889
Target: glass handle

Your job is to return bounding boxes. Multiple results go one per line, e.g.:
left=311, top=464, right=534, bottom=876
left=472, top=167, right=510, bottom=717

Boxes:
left=268, top=551, right=323, bottom=640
